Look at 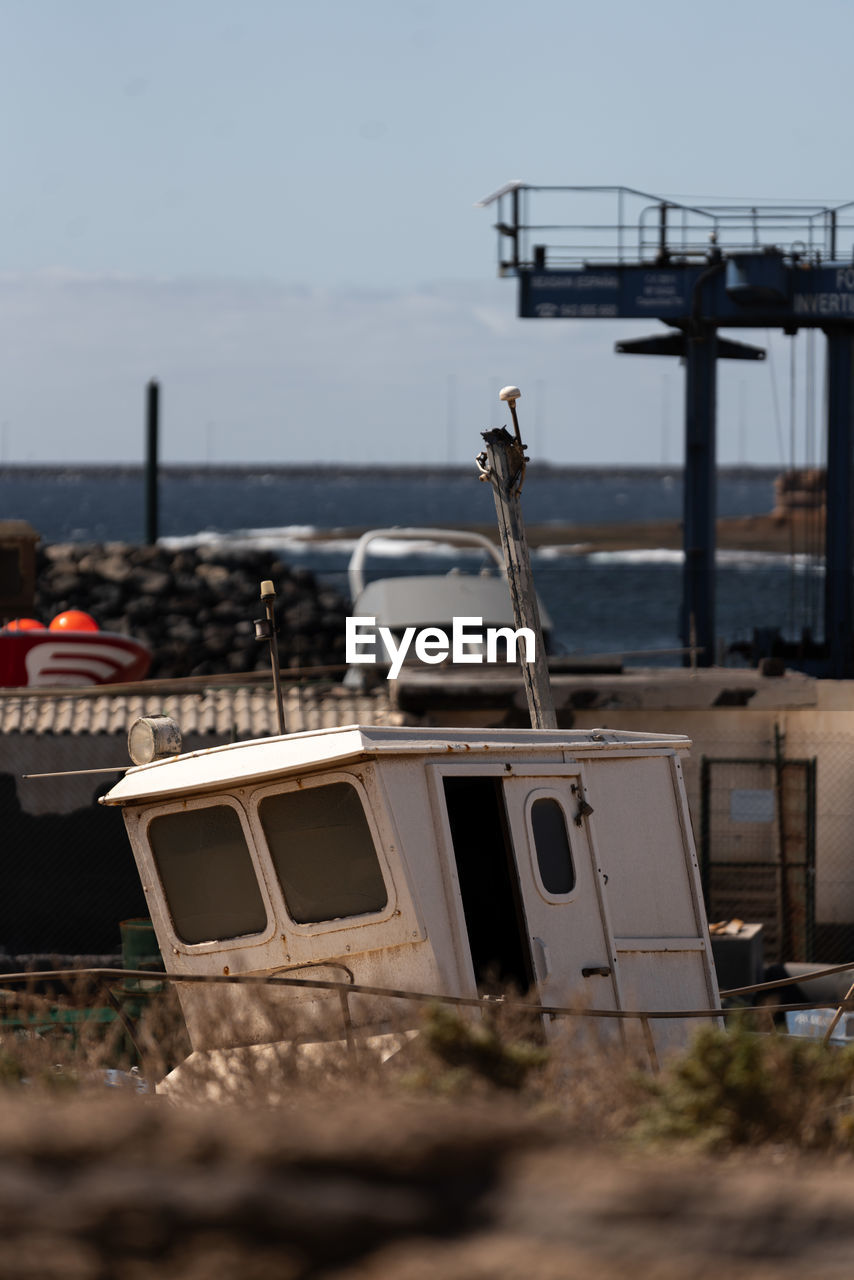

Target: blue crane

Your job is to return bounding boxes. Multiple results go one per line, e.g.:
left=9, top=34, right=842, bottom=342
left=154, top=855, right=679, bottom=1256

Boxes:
left=478, top=184, right=854, bottom=678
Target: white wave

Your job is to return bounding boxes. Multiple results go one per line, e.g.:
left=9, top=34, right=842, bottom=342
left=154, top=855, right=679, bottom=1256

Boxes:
left=718, top=550, right=825, bottom=572
left=535, top=544, right=601, bottom=559
left=581, top=547, right=825, bottom=571
left=160, top=528, right=505, bottom=560
left=160, top=529, right=827, bottom=575
left=587, top=549, right=685, bottom=566
left=160, top=525, right=323, bottom=551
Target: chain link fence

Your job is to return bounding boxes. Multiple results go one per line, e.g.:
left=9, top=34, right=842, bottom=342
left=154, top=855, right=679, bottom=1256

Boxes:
left=689, top=727, right=854, bottom=967
left=700, top=756, right=815, bottom=963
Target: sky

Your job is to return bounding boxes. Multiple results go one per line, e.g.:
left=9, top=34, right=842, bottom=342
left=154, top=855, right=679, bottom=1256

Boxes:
left=1, top=0, right=852, bottom=466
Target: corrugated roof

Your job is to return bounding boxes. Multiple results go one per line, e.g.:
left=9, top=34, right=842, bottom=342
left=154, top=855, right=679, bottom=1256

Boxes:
left=0, top=682, right=402, bottom=737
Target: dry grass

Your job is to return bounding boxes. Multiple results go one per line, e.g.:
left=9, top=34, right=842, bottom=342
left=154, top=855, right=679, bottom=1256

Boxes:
left=4, top=977, right=854, bottom=1152
left=0, top=971, right=190, bottom=1093
left=2, top=982, right=854, bottom=1276
left=0, top=979, right=845, bottom=1126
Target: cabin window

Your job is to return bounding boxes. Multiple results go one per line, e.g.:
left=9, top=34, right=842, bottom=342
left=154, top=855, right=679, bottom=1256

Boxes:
left=530, top=797, right=576, bottom=896
left=259, top=781, right=388, bottom=924
left=149, top=805, right=267, bottom=945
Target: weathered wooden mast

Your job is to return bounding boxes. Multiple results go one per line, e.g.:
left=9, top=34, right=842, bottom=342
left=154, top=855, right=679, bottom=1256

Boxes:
left=477, top=385, right=557, bottom=730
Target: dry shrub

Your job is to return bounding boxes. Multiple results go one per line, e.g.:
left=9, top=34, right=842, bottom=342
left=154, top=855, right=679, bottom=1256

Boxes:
left=378, top=998, right=546, bottom=1097
left=374, top=992, right=653, bottom=1144
left=636, top=1015, right=854, bottom=1151
left=525, top=1013, right=654, bottom=1138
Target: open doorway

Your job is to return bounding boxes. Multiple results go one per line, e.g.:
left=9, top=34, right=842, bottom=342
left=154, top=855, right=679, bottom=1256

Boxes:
left=442, top=775, right=534, bottom=993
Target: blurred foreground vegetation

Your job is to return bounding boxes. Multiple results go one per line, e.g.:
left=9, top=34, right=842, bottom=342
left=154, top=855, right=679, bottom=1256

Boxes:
left=3, top=988, right=854, bottom=1277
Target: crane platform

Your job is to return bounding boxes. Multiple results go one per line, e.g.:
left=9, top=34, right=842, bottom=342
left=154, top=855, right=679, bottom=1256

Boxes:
left=479, top=184, right=854, bottom=678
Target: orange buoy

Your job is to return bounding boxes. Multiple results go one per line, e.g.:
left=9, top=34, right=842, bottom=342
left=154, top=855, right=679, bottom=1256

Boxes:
left=49, top=610, right=99, bottom=632
left=4, top=618, right=46, bottom=631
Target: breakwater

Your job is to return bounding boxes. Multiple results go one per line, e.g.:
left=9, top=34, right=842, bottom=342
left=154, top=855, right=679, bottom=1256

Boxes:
left=33, top=543, right=350, bottom=679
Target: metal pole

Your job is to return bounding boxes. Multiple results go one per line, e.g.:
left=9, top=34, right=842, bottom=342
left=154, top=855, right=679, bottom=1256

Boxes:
left=682, top=328, right=717, bottom=667
left=477, top=387, right=556, bottom=730
left=259, top=580, right=287, bottom=735
left=823, top=328, right=854, bottom=677
left=145, top=379, right=159, bottom=546
left=658, top=202, right=669, bottom=263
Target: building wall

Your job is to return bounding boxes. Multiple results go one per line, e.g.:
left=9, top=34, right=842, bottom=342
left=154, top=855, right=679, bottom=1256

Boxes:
left=572, top=701, right=854, bottom=938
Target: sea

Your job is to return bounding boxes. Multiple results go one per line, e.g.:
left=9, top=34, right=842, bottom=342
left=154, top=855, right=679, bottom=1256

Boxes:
left=0, top=464, right=823, bottom=667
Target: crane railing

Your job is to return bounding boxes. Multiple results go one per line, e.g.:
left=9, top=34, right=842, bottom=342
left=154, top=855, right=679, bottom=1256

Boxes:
left=475, top=183, right=854, bottom=272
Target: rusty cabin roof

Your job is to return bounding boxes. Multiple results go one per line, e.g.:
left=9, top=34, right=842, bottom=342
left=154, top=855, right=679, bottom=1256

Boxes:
left=101, top=723, right=691, bottom=806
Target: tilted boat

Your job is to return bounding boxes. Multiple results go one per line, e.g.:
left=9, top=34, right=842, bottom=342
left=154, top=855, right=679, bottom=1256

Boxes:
left=100, top=716, right=720, bottom=1085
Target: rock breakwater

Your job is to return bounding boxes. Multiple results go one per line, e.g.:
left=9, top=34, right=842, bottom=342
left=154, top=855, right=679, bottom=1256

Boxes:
left=33, top=543, right=350, bottom=680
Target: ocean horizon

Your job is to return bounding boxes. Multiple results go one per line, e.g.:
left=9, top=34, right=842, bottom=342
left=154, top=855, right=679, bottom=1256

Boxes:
left=0, top=463, right=811, bottom=662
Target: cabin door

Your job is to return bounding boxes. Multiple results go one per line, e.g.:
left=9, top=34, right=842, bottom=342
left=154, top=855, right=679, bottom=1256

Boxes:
left=500, top=772, right=620, bottom=1014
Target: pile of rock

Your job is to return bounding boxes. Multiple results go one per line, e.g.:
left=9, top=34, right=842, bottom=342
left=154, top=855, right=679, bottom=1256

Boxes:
left=33, top=543, right=350, bottom=679
left=772, top=467, right=826, bottom=518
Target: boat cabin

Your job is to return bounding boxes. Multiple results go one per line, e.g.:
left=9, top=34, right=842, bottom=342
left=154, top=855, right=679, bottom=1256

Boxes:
left=102, top=723, right=720, bottom=1058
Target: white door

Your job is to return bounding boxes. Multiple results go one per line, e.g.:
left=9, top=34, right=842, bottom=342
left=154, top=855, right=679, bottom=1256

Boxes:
left=501, top=772, right=620, bottom=1014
